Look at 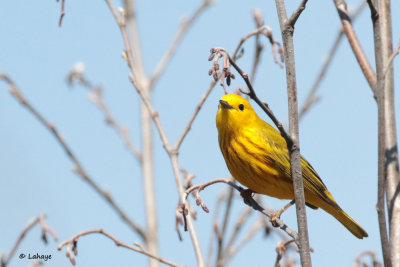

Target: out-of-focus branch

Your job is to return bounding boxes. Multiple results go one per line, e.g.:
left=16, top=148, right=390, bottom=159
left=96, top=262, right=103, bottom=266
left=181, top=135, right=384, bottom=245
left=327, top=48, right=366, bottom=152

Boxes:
left=222, top=216, right=266, bottom=266
left=353, top=250, right=382, bottom=267
left=274, top=1, right=311, bottom=267
left=58, top=229, right=183, bottom=267
left=274, top=239, right=296, bottom=267
left=1, top=214, right=57, bottom=267
left=0, top=73, right=146, bottom=241
left=215, top=186, right=234, bottom=267
left=105, top=2, right=208, bottom=265
left=184, top=178, right=300, bottom=245
left=174, top=79, right=217, bottom=151
left=67, top=64, right=142, bottom=163
left=333, top=0, right=377, bottom=97
left=149, top=0, right=212, bottom=89
left=299, top=0, right=366, bottom=120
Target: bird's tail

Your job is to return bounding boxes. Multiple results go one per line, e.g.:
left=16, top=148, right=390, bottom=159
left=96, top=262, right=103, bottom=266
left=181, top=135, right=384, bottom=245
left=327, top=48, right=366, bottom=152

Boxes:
left=322, top=202, right=368, bottom=239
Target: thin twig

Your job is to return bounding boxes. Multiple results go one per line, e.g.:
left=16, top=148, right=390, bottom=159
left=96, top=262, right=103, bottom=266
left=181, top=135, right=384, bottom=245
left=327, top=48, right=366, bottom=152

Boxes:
left=57, top=0, right=65, bottom=27
left=174, top=79, right=217, bottom=151
left=149, top=0, right=212, bottom=89
left=57, top=229, right=183, bottom=267
left=215, top=185, right=235, bottom=267
left=1, top=214, right=57, bottom=267
left=383, top=40, right=400, bottom=78
left=299, top=0, right=367, bottom=119
left=0, top=73, right=146, bottom=241
left=184, top=178, right=300, bottom=245
left=333, top=0, right=377, bottom=97
left=104, top=1, right=205, bottom=264
left=232, top=26, right=284, bottom=68
left=67, top=64, right=142, bottom=162
left=287, top=0, right=308, bottom=28
left=209, top=48, right=292, bottom=146
left=222, top=216, right=265, bottom=266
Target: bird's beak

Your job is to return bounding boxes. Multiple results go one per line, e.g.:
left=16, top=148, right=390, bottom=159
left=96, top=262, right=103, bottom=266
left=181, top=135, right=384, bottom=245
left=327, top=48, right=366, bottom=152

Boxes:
left=219, top=100, right=233, bottom=109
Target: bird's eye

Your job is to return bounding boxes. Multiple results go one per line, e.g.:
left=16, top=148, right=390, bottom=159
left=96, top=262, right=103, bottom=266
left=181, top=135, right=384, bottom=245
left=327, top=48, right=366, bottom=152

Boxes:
left=238, top=104, right=244, bottom=111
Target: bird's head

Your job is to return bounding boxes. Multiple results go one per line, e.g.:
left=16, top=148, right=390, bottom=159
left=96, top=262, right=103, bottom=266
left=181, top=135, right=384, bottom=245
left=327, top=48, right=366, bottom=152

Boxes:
left=216, top=94, right=258, bottom=134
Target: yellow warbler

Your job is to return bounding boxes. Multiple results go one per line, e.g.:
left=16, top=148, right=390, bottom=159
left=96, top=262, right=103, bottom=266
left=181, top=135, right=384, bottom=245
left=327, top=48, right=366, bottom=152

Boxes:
left=216, top=94, right=368, bottom=239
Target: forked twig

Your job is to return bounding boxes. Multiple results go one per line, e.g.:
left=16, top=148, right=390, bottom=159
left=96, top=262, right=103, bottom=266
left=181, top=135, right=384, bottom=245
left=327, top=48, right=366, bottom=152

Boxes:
left=1, top=214, right=57, bottom=267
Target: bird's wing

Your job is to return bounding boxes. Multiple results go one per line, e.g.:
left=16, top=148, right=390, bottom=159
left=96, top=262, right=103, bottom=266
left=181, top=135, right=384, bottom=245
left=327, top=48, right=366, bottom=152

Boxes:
left=257, top=122, right=337, bottom=207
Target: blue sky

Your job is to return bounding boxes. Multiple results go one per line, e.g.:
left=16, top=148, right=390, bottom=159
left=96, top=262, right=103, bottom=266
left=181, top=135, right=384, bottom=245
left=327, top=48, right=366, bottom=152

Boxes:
left=1, top=0, right=399, bottom=266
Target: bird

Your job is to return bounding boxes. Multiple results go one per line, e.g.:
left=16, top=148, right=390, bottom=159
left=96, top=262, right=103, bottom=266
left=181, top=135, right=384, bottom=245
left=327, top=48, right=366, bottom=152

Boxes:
left=216, top=93, right=368, bottom=239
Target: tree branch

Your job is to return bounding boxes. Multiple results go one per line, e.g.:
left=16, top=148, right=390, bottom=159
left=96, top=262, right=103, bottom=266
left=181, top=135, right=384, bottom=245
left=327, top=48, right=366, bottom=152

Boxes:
left=299, top=0, right=366, bottom=119
left=57, top=229, right=183, bottom=267
left=149, top=0, right=212, bottom=89
left=275, top=1, right=311, bottom=266
left=1, top=214, right=57, bottom=267
left=0, top=73, right=146, bottom=241
left=67, top=64, right=142, bottom=163
left=184, top=178, right=300, bottom=245
left=333, top=0, right=377, bottom=97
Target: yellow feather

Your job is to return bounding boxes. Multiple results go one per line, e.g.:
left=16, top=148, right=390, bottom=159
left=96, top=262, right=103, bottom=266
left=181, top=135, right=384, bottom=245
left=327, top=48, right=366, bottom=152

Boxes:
left=216, top=94, right=368, bottom=239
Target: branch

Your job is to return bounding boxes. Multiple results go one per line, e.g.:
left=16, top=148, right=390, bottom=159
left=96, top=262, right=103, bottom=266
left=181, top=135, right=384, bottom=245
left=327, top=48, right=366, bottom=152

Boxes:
left=67, top=64, right=142, bottom=163
left=209, top=48, right=292, bottom=146
left=174, top=79, right=217, bottom=151
left=353, top=250, right=382, bottom=267
left=184, top=178, right=300, bottom=245
left=299, top=0, right=367, bottom=119
left=369, top=0, right=396, bottom=266
left=57, top=229, right=183, bottom=267
left=57, top=0, right=65, bottom=27
left=104, top=1, right=205, bottom=264
left=333, top=0, right=377, bottom=97
left=287, top=0, right=308, bottom=28
left=1, top=214, right=57, bottom=267
left=0, top=73, right=146, bottom=241
left=232, top=26, right=284, bottom=68
left=149, top=0, right=212, bottom=89
left=222, top=216, right=267, bottom=266
left=275, top=1, right=311, bottom=266
left=274, top=239, right=296, bottom=267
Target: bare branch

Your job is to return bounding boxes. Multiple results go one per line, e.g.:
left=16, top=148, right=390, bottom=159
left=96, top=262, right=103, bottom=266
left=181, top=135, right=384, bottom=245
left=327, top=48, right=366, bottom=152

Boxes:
left=384, top=40, right=400, bottom=78
left=149, top=0, right=212, bottom=89
left=184, top=178, right=300, bottom=245
left=104, top=1, right=205, bottom=263
left=222, top=216, right=266, bottom=265
left=275, top=1, right=311, bottom=266
left=232, top=26, right=284, bottom=68
left=1, top=214, right=57, bottom=267
left=57, top=0, right=65, bottom=27
left=58, top=229, right=183, bottom=267
left=353, top=250, right=382, bottom=267
left=287, top=0, right=308, bottom=28
left=274, top=239, right=296, bottom=267
left=174, top=79, right=217, bottom=150
left=299, top=0, right=367, bottom=119
left=67, top=64, right=142, bottom=162
left=333, top=0, right=377, bottom=96
left=0, top=73, right=146, bottom=241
